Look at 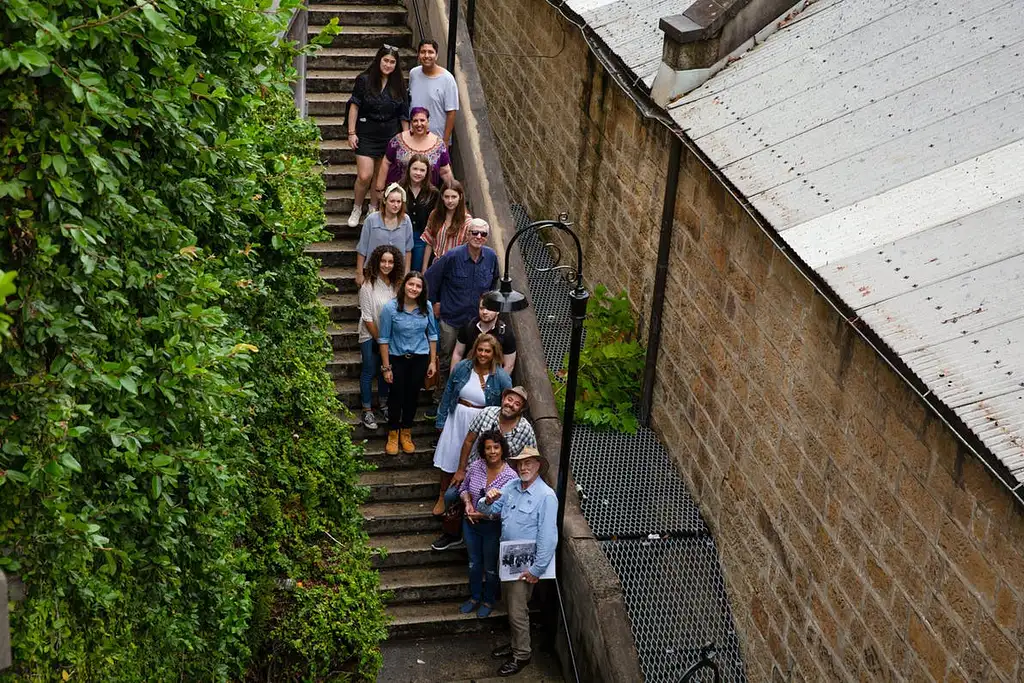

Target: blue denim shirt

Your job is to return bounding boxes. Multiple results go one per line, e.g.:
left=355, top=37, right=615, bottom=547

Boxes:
left=477, top=477, right=558, bottom=577
left=424, top=244, right=500, bottom=327
left=377, top=299, right=439, bottom=356
left=436, top=358, right=511, bottom=428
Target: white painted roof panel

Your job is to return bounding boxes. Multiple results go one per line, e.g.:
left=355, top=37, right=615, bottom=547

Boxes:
left=565, top=0, right=677, bottom=87
left=667, top=0, right=1024, bottom=484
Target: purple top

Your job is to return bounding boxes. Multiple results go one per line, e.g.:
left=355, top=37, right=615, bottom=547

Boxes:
left=458, top=459, right=517, bottom=501
left=384, top=132, right=451, bottom=186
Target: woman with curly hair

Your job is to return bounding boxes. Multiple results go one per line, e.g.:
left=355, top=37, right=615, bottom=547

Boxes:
left=358, top=244, right=404, bottom=430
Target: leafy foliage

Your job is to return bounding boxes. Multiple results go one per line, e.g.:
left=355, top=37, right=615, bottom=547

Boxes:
left=0, top=1, right=382, bottom=680
left=553, top=285, right=646, bottom=433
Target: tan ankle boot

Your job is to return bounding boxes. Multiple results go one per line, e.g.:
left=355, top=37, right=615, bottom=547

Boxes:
left=399, top=428, right=415, bottom=454
left=385, top=430, right=400, bottom=455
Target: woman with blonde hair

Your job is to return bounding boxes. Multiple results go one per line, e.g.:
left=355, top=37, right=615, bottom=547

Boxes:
left=421, top=179, right=471, bottom=267
left=429, top=333, right=511, bottom=550
left=355, top=182, right=413, bottom=286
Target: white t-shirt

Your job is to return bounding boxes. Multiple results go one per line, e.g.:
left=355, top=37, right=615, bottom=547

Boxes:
left=408, top=66, right=459, bottom=138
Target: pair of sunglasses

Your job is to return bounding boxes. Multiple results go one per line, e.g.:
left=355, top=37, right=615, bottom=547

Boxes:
left=468, top=230, right=489, bottom=237
left=382, top=43, right=400, bottom=54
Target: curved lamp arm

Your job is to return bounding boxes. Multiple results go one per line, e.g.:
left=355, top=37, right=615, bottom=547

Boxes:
left=501, top=213, right=585, bottom=292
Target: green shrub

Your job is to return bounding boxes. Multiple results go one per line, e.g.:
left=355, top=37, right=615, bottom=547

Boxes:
left=552, top=284, right=646, bottom=433
left=0, top=1, right=383, bottom=680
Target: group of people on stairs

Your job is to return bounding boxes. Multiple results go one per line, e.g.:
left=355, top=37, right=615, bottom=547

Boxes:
left=345, top=38, right=557, bottom=678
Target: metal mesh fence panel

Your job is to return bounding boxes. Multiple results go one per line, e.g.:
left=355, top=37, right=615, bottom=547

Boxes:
left=511, top=204, right=748, bottom=682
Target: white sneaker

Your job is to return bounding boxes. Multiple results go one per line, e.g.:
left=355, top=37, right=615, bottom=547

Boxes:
left=347, top=205, right=362, bottom=228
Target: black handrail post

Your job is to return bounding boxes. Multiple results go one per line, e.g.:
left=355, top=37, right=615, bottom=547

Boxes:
left=640, top=135, right=682, bottom=424
left=467, top=0, right=477, bottom=41
left=446, top=0, right=459, bottom=76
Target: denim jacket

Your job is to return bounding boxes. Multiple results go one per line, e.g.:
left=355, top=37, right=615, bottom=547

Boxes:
left=436, top=359, right=512, bottom=428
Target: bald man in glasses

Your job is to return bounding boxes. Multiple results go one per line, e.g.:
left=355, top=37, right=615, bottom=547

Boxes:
left=424, top=218, right=500, bottom=412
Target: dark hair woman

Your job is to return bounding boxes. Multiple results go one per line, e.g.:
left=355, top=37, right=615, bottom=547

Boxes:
left=422, top=179, right=472, bottom=267
left=347, top=44, right=410, bottom=229
left=429, top=333, right=511, bottom=549
left=400, top=152, right=438, bottom=273
left=375, top=106, right=454, bottom=198
left=357, top=244, right=404, bottom=431
left=456, top=429, right=516, bottom=617
left=377, top=271, right=438, bottom=455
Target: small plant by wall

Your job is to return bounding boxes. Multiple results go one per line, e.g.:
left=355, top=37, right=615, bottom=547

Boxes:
left=552, top=285, right=646, bottom=433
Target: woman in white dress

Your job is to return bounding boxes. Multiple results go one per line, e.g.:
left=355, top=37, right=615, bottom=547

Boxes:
left=429, top=334, right=511, bottom=540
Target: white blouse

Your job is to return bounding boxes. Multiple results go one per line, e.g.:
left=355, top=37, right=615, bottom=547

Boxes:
left=358, top=278, right=397, bottom=344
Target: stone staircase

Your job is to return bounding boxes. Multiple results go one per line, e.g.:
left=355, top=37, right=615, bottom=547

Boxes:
left=303, top=1, right=513, bottom=641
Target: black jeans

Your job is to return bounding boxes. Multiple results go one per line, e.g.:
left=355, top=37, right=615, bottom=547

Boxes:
left=387, top=353, right=429, bottom=429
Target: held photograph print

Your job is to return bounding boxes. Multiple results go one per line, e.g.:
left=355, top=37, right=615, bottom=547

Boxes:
left=498, top=540, right=556, bottom=582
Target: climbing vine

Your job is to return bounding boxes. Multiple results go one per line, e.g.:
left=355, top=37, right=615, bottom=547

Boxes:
left=0, top=1, right=383, bottom=680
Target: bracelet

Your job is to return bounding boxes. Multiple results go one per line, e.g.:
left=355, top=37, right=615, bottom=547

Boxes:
left=347, top=132, right=356, bottom=136
left=381, top=365, right=391, bottom=372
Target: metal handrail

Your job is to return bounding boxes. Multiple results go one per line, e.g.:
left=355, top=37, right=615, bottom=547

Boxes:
left=678, top=642, right=721, bottom=683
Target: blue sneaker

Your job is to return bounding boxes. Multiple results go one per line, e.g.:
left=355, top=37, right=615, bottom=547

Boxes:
left=424, top=404, right=438, bottom=420
left=477, top=603, right=494, bottom=618
left=459, top=599, right=479, bottom=614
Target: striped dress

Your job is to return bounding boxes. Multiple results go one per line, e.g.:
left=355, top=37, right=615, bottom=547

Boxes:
left=423, top=214, right=473, bottom=259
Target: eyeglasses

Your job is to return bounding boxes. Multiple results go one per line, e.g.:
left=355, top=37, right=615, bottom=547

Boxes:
left=468, top=230, right=489, bottom=237
left=383, top=44, right=399, bottom=54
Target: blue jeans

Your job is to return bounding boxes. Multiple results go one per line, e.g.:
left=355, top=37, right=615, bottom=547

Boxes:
left=411, top=230, right=428, bottom=273
left=359, top=339, right=388, bottom=409
left=463, top=518, right=501, bottom=605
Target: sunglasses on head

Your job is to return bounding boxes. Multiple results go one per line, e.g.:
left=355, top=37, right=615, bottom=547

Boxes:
left=468, top=230, right=489, bottom=237
left=383, top=44, right=399, bottom=54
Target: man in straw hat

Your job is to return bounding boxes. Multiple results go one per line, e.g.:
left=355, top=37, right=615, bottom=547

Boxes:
left=477, top=446, right=557, bottom=677
left=453, top=386, right=535, bottom=482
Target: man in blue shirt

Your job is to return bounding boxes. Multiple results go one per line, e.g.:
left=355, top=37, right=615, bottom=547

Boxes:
left=477, top=446, right=557, bottom=677
left=424, top=218, right=500, bottom=414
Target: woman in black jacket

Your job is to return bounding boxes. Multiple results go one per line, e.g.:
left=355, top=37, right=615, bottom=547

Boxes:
left=346, top=44, right=409, bottom=228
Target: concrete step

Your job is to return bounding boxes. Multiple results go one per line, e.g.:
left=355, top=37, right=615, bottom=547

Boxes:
left=336, top=376, right=433, bottom=407
left=359, top=467, right=438, bottom=502
left=309, top=46, right=416, bottom=71
left=308, top=3, right=408, bottom=26
left=320, top=138, right=356, bottom=164
left=308, top=92, right=352, bottom=117
left=326, top=188, right=356, bottom=214
left=362, top=499, right=437, bottom=534
left=328, top=322, right=360, bottom=350
left=370, top=532, right=466, bottom=569
left=355, top=408, right=438, bottom=451
left=380, top=564, right=468, bottom=604
left=309, top=24, right=413, bottom=49
left=327, top=349, right=362, bottom=379
left=307, top=69, right=361, bottom=93
left=307, top=239, right=358, bottom=268
left=326, top=213, right=363, bottom=238
left=319, top=266, right=359, bottom=293
left=312, top=115, right=349, bottom=140
left=321, top=293, right=360, bottom=322
left=386, top=599, right=509, bottom=639
left=320, top=163, right=358, bottom=188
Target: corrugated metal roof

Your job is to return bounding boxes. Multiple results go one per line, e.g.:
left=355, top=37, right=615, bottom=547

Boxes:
left=665, top=0, right=1024, bottom=485
left=565, top=0, right=678, bottom=87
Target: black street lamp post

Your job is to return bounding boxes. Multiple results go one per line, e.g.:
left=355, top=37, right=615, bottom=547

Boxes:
left=482, top=215, right=589, bottom=535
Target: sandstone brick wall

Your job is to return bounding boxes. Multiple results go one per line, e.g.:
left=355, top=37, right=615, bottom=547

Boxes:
left=473, top=1, right=1024, bottom=680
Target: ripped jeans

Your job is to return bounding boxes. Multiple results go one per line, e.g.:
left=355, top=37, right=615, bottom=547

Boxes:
left=463, top=517, right=502, bottom=605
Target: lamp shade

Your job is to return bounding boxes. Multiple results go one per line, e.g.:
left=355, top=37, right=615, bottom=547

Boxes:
left=482, top=286, right=529, bottom=313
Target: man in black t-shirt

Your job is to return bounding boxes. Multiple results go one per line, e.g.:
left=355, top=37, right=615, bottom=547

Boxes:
left=451, top=296, right=517, bottom=374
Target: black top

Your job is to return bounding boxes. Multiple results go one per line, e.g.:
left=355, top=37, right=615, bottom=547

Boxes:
left=349, top=73, right=409, bottom=123
left=407, top=186, right=438, bottom=236
left=457, top=318, right=517, bottom=356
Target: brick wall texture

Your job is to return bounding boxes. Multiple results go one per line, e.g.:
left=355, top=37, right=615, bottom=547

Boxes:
left=473, top=0, right=1024, bottom=680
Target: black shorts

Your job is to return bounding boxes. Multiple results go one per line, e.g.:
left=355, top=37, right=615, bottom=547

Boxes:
left=354, top=118, right=400, bottom=159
